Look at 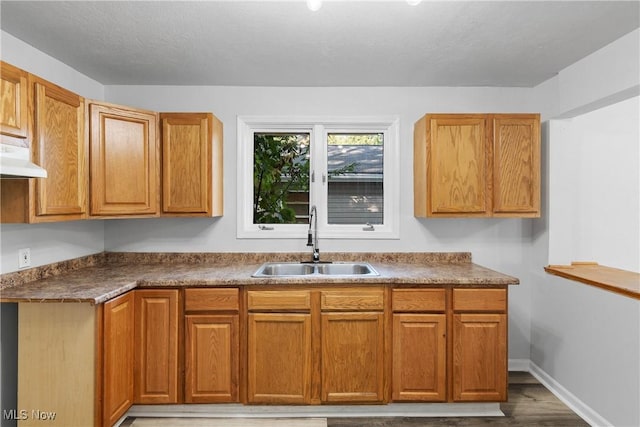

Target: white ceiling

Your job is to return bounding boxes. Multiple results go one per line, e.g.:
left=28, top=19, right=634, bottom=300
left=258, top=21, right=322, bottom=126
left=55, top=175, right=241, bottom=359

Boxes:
left=1, top=1, right=638, bottom=87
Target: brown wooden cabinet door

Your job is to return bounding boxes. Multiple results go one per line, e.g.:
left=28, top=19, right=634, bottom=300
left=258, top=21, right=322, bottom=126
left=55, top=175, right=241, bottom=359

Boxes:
left=321, top=312, right=384, bottom=403
left=426, top=115, right=490, bottom=216
left=392, top=314, right=446, bottom=402
left=492, top=114, right=540, bottom=216
left=0, top=61, right=28, bottom=139
left=160, top=112, right=223, bottom=216
left=32, top=77, right=87, bottom=220
left=247, top=313, right=312, bottom=404
left=103, top=291, right=134, bottom=427
left=185, top=314, right=239, bottom=403
left=90, top=102, right=158, bottom=217
left=452, top=313, right=507, bottom=401
left=134, top=289, right=179, bottom=404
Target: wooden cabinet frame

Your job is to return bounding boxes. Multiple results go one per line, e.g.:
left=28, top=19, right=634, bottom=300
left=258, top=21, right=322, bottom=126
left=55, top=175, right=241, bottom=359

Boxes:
left=414, top=113, right=540, bottom=218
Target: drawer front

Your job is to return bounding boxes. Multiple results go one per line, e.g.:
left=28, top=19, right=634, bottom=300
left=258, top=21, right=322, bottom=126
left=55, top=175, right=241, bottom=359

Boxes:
left=453, top=288, right=506, bottom=312
left=185, top=288, right=239, bottom=312
left=392, top=289, right=446, bottom=312
left=321, top=289, right=384, bottom=311
left=247, top=290, right=311, bottom=311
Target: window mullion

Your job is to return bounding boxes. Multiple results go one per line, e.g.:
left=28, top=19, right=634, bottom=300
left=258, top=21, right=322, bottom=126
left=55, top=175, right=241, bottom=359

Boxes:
left=310, top=124, right=328, bottom=229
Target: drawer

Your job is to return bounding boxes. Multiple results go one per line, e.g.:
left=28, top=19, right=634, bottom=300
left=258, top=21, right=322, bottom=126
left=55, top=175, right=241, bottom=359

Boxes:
left=453, top=288, right=506, bottom=312
left=392, top=288, right=446, bottom=312
left=247, top=290, right=311, bottom=311
left=321, top=289, right=384, bottom=311
left=184, top=288, right=239, bottom=312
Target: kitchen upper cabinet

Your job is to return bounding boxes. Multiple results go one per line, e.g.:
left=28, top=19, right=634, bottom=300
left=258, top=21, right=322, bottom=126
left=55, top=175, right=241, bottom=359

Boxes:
left=492, top=115, right=540, bottom=216
left=452, top=288, right=507, bottom=402
left=103, top=291, right=135, bottom=427
left=414, top=113, right=540, bottom=218
left=89, top=102, right=159, bottom=217
left=160, top=112, right=223, bottom=217
left=134, top=289, right=179, bottom=404
left=0, top=61, right=28, bottom=140
left=1, top=74, right=87, bottom=223
left=320, top=289, right=385, bottom=403
left=184, top=288, right=239, bottom=403
left=391, top=289, right=447, bottom=402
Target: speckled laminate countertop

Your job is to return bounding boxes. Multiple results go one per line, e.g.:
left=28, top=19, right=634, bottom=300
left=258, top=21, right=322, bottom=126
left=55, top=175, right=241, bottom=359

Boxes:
left=0, top=252, right=519, bottom=304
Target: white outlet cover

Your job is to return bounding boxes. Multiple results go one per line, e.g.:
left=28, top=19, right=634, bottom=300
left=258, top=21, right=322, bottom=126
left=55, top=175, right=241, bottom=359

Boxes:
left=18, top=248, right=31, bottom=268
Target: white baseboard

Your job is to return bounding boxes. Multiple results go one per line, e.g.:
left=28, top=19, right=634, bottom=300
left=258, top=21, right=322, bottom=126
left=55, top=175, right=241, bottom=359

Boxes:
left=125, top=403, right=503, bottom=419
left=528, top=361, right=612, bottom=427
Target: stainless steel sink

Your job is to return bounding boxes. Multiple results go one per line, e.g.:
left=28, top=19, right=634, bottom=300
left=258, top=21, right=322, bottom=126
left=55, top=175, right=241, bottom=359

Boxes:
left=315, top=263, right=377, bottom=275
left=252, top=263, right=315, bottom=277
left=252, top=262, right=378, bottom=277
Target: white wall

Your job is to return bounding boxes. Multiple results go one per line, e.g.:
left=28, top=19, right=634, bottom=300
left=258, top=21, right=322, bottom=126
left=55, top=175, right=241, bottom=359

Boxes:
left=0, top=31, right=106, bottom=274
left=548, top=97, right=639, bottom=270
left=530, top=28, right=640, bottom=427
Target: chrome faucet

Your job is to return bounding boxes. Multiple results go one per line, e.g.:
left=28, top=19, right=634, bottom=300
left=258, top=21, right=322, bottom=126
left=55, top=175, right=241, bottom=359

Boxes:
left=306, top=205, right=320, bottom=262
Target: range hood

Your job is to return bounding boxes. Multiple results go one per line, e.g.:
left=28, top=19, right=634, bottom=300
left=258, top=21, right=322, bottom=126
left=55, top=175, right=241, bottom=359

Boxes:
left=0, top=144, right=47, bottom=179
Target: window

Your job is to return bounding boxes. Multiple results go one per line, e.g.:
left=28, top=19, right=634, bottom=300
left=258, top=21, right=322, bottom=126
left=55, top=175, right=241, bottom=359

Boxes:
left=237, top=116, right=399, bottom=239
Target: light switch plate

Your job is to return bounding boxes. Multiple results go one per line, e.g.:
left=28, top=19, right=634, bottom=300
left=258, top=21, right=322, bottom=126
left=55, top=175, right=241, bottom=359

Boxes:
left=18, top=248, right=31, bottom=269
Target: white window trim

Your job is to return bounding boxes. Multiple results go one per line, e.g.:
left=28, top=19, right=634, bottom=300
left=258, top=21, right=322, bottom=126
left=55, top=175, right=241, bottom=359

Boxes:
left=237, top=115, right=400, bottom=240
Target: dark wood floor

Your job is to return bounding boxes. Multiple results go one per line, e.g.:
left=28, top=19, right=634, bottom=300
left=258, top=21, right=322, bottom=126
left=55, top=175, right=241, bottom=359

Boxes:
left=328, top=372, right=588, bottom=427
left=123, top=372, right=589, bottom=427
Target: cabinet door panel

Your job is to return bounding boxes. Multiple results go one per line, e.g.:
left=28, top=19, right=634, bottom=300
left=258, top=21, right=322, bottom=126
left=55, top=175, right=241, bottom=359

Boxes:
left=90, top=103, right=158, bottom=216
left=428, top=116, right=489, bottom=216
left=453, top=313, right=507, bottom=401
left=492, top=115, right=540, bottom=216
left=161, top=113, right=211, bottom=215
left=103, top=292, right=134, bottom=427
left=392, top=314, right=446, bottom=401
left=185, top=314, right=239, bottom=403
left=33, top=79, right=87, bottom=218
left=247, top=313, right=312, bottom=404
left=0, top=61, right=28, bottom=139
left=321, top=312, right=384, bottom=403
left=134, top=290, right=179, bottom=404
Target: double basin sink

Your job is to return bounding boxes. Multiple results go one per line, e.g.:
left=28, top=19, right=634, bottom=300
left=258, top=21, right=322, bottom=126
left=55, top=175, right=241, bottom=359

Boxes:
left=252, top=262, right=379, bottom=277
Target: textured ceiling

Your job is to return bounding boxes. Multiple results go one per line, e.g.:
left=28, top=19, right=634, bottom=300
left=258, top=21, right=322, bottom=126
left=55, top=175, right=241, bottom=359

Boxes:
left=1, top=1, right=638, bottom=87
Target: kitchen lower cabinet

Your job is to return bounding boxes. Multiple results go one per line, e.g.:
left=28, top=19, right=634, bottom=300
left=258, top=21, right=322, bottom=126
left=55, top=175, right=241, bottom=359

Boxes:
left=391, top=288, right=447, bottom=402
left=452, top=288, right=508, bottom=402
left=185, top=314, right=239, bottom=403
left=321, top=311, right=385, bottom=403
left=247, top=313, right=312, bottom=404
left=134, top=289, right=179, bottom=404
left=103, top=291, right=135, bottom=426
left=184, top=288, right=240, bottom=403
left=392, top=314, right=446, bottom=401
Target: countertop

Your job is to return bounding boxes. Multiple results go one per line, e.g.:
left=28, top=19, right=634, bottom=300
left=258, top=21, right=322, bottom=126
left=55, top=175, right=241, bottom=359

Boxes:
left=0, top=252, right=519, bottom=304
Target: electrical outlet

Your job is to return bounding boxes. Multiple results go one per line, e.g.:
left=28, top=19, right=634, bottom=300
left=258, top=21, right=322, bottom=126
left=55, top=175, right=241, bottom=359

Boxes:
left=18, top=248, right=31, bottom=269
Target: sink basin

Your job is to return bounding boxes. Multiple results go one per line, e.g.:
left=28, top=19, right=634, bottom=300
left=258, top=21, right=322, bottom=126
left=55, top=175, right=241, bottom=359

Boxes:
left=315, top=263, right=377, bottom=275
left=252, top=263, right=315, bottom=277
left=252, top=262, right=378, bottom=277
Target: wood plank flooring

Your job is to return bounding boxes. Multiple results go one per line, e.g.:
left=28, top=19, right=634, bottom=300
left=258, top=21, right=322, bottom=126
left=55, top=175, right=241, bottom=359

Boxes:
left=122, top=372, right=589, bottom=427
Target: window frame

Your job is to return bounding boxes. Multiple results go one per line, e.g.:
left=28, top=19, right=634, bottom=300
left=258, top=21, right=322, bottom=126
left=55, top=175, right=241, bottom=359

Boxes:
left=237, top=115, right=400, bottom=240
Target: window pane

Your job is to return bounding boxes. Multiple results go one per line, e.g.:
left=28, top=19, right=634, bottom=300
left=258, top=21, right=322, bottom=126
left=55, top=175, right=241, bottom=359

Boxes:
left=253, top=133, right=310, bottom=224
left=327, top=133, right=383, bottom=225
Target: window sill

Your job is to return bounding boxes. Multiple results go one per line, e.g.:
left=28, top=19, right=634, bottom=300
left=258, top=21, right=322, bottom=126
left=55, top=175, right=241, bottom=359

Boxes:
left=544, top=262, right=640, bottom=300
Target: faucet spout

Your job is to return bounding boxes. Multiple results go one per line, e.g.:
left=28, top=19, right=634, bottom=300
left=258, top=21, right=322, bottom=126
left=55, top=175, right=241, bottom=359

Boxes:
left=306, top=205, right=320, bottom=262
